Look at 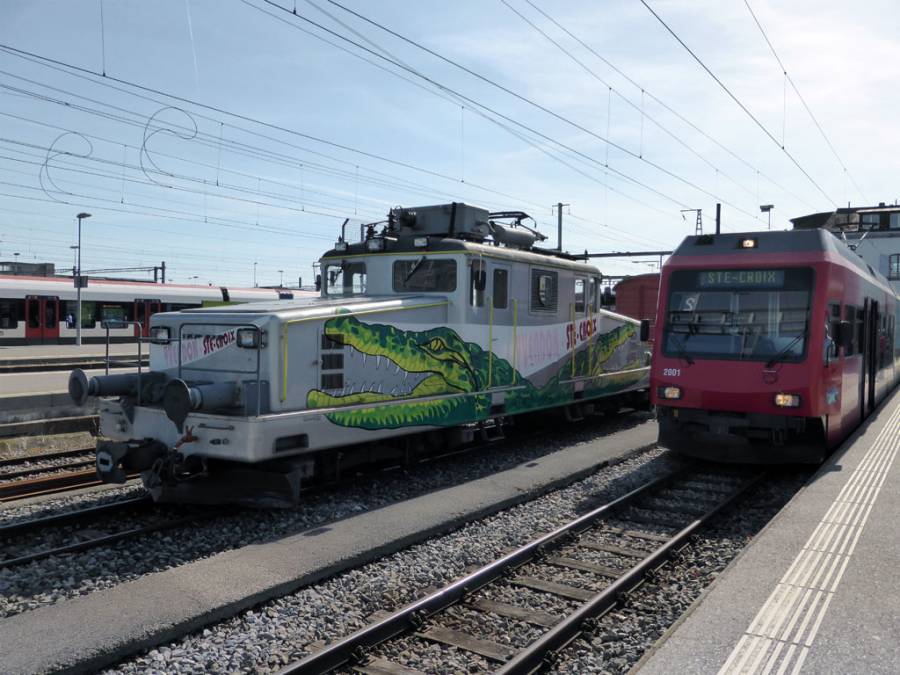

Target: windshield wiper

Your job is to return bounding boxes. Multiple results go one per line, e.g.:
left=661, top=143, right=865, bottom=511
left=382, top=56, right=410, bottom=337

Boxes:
left=765, top=330, right=807, bottom=368
left=404, top=256, right=426, bottom=283
left=667, top=331, right=695, bottom=365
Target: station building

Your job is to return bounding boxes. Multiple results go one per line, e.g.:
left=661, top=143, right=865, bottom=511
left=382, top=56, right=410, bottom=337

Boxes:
left=790, top=202, right=900, bottom=293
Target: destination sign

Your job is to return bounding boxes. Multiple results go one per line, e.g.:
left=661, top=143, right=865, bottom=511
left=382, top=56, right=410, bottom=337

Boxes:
left=697, top=270, right=785, bottom=288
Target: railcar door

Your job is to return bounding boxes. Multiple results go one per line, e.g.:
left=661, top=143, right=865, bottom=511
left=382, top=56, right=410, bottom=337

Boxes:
left=859, top=300, right=869, bottom=424
left=132, top=299, right=161, bottom=337
left=860, top=298, right=880, bottom=417
left=864, top=301, right=879, bottom=414
left=24, top=295, right=60, bottom=343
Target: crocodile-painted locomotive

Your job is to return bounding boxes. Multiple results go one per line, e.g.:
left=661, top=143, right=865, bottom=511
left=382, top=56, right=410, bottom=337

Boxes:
left=70, top=204, right=651, bottom=504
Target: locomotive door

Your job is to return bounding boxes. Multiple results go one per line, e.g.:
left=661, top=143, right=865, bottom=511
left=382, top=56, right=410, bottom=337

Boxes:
left=24, top=295, right=60, bottom=343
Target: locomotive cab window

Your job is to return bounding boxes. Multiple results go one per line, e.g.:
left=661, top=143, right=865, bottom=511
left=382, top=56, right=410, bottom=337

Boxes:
left=663, top=268, right=814, bottom=363
left=324, top=261, right=367, bottom=296
left=530, top=269, right=558, bottom=313
left=492, top=268, right=509, bottom=309
left=470, top=259, right=486, bottom=308
left=574, top=277, right=586, bottom=314
left=392, top=258, right=457, bottom=293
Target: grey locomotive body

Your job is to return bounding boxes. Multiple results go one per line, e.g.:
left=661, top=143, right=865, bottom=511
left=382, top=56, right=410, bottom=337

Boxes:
left=70, top=204, right=650, bottom=504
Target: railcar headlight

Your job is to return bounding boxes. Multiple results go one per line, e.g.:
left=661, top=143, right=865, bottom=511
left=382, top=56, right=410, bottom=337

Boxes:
left=413, top=236, right=428, bottom=248
left=334, top=240, right=348, bottom=252
left=365, top=238, right=385, bottom=251
left=774, top=393, right=801, bottom=408
left=236, top=328, right=261, bottom=349
left=149, top=326, right=170, bottom=344
left=658, top=385, right=682, bottom=400
left=739, top=238, right=757, bottom=248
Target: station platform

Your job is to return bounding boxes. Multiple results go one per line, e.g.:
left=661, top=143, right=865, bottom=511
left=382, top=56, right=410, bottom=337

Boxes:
left=0, top=343, right=146, bottom=374
left=638, top=386, right=900, bottom=674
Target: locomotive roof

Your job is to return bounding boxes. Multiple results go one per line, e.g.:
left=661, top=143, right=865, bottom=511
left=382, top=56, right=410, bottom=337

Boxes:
left=320, top=237, right=602, bottom=275
left=669, top=228, right=896, bottom=295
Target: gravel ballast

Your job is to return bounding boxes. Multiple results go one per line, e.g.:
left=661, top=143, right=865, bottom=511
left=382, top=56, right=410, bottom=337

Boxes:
left=0, top=412, right=651, bottom=618
left=103, top=457, right=807, bottom=674
left=105, top=447, right=675, bottom=673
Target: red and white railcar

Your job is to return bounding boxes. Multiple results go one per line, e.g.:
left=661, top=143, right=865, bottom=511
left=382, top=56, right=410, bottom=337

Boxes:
left=0, top=275, right=314, bottom=345
left=651, top=229, right=899, bottom=462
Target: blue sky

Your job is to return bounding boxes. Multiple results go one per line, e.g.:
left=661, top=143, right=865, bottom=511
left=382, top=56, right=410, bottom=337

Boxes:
left=0, top=0, right=897, bottom=286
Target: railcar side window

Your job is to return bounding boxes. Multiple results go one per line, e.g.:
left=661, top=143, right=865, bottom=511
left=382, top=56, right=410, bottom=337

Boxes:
left=27, top=299, right=39, bottom=328
left=392, top=259, right=457, bottom=292
left=492, top=268, right=508, bottom=309
left=574, top=277, right=586, bottom=314
left=325, top=262, right=367, bottom=296
left=0, top=299, right=18, bottom=329
left=470, top=259, right=486, bottom=307
left=844, top=305, right=857, bottom=356
left=530, top=269, right=558, bottom=313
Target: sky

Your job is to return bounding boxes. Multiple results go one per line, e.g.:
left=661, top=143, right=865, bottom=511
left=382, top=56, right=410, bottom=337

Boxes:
left=0, top=0, right=897, bottom=287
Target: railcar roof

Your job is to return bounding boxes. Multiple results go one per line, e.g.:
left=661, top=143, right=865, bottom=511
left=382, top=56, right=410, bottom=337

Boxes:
left=320, top=237, right=602, bottom=275
left=668, top=229, right=897, bottom=296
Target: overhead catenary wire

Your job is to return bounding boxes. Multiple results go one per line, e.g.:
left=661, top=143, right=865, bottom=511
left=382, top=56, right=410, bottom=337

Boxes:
left=300, top=0, right=760, bottom=220
left=0, top=33, right=690, bottom=251
left=520, top=0, right=817, bottom=212
left=499, top=0, right=762, bottom=213
left=638, top=0, right=836, bottom=207
left=742, top=0, right=868, bottom=204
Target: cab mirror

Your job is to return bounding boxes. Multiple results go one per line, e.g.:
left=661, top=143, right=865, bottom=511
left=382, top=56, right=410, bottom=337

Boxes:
left=639, top=319, right=651, bottom=342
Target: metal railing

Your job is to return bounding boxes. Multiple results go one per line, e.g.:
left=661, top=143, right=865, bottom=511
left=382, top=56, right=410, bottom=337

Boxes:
left=103, top=320, right=143, bottom=404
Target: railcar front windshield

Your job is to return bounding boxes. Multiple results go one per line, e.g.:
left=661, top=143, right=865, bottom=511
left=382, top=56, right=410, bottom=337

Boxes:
left=663, top=268, right=814, bottom=362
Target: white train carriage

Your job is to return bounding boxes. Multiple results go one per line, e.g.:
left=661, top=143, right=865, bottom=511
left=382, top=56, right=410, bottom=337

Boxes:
left=0, top=274, right=311, bottom=345
left=69, top=204, right=651, bottom=504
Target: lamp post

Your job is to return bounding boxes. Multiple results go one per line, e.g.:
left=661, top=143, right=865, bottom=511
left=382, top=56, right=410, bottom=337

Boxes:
left=12, top=252, right=19, bottom=274
left=760, top=204, right=774, bottom=230
left=253, top=261, right=258, bottom=287
left=278, top=269, right=284, bottom=287
left=75, top=212, right=91, bottom=346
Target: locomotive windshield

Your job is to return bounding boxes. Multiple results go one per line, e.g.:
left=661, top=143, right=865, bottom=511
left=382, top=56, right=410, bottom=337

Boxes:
left=392, top=258, right=457, bottom=292
left=663, top=267, right=814, bottom=362
left=324, top=261, right=367, bottom=296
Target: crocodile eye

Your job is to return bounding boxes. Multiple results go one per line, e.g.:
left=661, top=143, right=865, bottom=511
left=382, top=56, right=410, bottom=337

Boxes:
left=426, top=337, right=446, bottom=352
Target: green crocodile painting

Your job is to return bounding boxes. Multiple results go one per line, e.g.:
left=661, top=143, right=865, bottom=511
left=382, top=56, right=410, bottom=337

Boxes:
left=306, top=315, right=645, bottom=429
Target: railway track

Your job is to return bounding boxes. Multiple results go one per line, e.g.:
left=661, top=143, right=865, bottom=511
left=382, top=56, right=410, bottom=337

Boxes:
left=0, top=496, right=226, bottom=571
left=280, top=464, right=763, bottom=674
left=0, top=465, right=138, bottom=502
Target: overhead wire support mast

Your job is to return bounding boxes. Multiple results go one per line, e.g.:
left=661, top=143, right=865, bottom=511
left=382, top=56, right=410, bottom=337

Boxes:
left=742, top=0, right=868, bottom=204
left=639, top=0, right=837, bottom=208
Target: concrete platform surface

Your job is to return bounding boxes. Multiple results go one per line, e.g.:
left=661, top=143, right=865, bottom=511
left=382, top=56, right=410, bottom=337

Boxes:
left=638, top=387, right=900, bottom=675
left=0, top=343, right=140, bottom=360
left=0, top=418, right=658, bottom=674
left=0, top=367, right=136, bottom=398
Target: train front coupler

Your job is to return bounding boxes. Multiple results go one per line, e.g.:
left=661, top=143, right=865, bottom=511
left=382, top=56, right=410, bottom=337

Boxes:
left=95, top=438, right=169, bottom=484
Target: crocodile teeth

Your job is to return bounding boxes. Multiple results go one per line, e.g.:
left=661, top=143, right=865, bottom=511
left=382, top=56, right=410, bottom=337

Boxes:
left=362, top=354, right=367, bottom=366
left=376, top=356, right=382, bottom=369
left=390, top=386, right=398, bottom=396
left=395, top=364, right=401, bottom=374
left=404, top=371, right=409, bottom=382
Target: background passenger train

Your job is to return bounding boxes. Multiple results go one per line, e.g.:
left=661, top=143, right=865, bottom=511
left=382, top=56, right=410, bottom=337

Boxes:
left=0, top=274, right=310, bottom=345
left=651, top=230, right=899, bottom=462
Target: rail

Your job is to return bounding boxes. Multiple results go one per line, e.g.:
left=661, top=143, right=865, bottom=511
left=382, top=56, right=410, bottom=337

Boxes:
left=277, top=465, right=764, bottom=674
